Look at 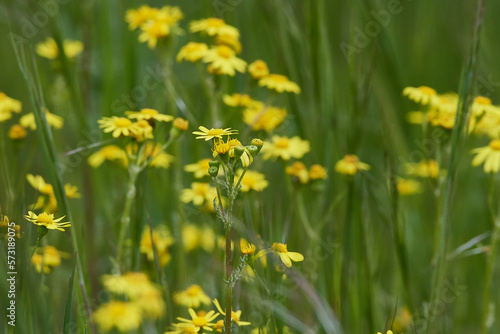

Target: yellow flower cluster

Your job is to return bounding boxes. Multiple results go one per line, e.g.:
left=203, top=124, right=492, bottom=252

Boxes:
left=140, top=225, right=174, bottom=267
left=35, top=37, right=83, bottom=60
left=182, top=224, right=216, bottom=252
left=335, top=154, right=370, bottom=175
left=126, top=5, right=184, bottom=48
left=286, top=162, right=327, bottom=184
left=235, top=169, right=268, bottom=192
left=26, top=174, right=80, bottom=214
left=261, top=135, right=310, bottom=161
left=31, top=245, right=67, bottom=273
left=0, top=92, right=22, bottom=123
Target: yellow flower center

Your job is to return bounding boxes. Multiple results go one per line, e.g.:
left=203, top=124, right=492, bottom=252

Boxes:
left=193, top=316, right=208, bottom=327
left=186, top=285, right=202, bottom=296
left=269, top=74, right=288, bottom=82
left=173, top=118, right=189, bottom=131
left=214, top=140, right=230, bottom=155
left=115, top=118, right=132, bottom=128
left=194, top=184, right=208, bottom=196
left=206, top=18, right=225, bottom=27
left=489, top=140, right=500, bottom=151
left=344, top=155, right=359, bottom=163
left=275, top=138, right=289, bottom=149
left=207, top=128, right=224, bottom=136
left=216, top=45, right=233, bottom=59
left=109, top=303, right=127, bottom=317
left=475, top=96, right=492, bottom=105
left=141, top=108, right=159, bottom=115
left=231, top=311, right=240, bottom=321
left=183, top=328, right=197, bottom=334
left=272, top=243, right=288, bottom=253
left=37, top=213, right=54, bottom=225
left=418, top=86, right=436, bottom=95
left=136, top=120, right=150, bottom=128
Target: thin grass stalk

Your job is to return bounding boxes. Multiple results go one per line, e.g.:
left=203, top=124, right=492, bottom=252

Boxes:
left=427, top=1, right=486, bottom=332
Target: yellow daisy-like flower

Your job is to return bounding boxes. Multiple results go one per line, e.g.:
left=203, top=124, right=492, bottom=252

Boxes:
left=125, top=5, right=159, bottom=30
left=203, top=45, right=247, bottom=76
left=36, top=37, right=83, bottom=60
left=240, top=238, right=256, bottom=255
left=271, top=242, right=304, bottom=268
left=8, top=124, right=27, bottom=139
left=248, top=60, right=269, bottom=80
left=138, top=20, right=170, bottom=49
left=25, top=211, right=71, bottom=231
left=215, top=33, right=242, bottom=53
left=261, top=135, right=310, bottom=160
left=88, top=145, right=128, bottom=168
left=31, top=245, right=66, bottom=273
left=335, top=154, right=370, bottom=175
left=94, top=301, right=142, bottom=333
left=64, top=184, right=81, bottom=198
left=126, top=108, right=174, bottom=123
left=101, top=272, right=157, bottom=299
left=177, top=42, right=209, bottom=63
left=180, top=182, right=217, bottom=207
left=471, top=139, right=500, bottom=173
left=0, top=92, right=22, bottom=119
left=472, top=95, right=495, bottom=115
left=309, top=164, right=327, bottom=180
left=286, top=161, right=309, bottom=184
left=403, top=160, right=440, bottom=179
left=213, top=298, right=251, bottom=327
left=126, top=142, right=174, bottom=168
left=130, top=120, right=154, bottom=141
left=427, top=107, right=455, bottom=130
left=235, top=169, right=268, bottom=192
left=402, top=86, right=438, bottom=105
left=259, top=74, right=300, bottom=94
left=140, top=225, right=174, bottom=267
left=173, top=117, right=189, bottom=131
left=134, top=287, right=166, bottom=319
left=184, top=158, right=212, bottom=178
left=20, top=109, right=64, bottom=130
left=223, top=93, right=261, bottom=108
left=26, top=174, right=54, bottom=195
left=397, top=178, right=422, bottom=196
left=177, top=308, right=220, bottom=332
left=189, top=18, right=239, bottom=39
left=173, top=285, right=212, bottom=308
left=98, top=116, right=137, bottom=138
left=156, top=6, right=184, bottom=26
left=192, top=126, right=238, bottom=141
left=243, top=105, right=287, bottom=132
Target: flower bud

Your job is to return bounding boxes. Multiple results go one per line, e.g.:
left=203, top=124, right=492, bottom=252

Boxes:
left=245, top=145, right=259, bottom=157
left=233, top=145, right=246, bottom=159
left=251, top=138, right=263, bottom=151
left=208, top=166, right=219, bottom=177
left=209, top=160, right=220, bottom=168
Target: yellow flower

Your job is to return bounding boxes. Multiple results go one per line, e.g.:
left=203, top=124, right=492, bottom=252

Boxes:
left=125, top=5, right=159, bottom=30
left=248, top=60, right=269, bottom=80
left=259, top=74, right=300, bottom=94
left=286, top=161, right=309, bottom=183
left=135, top=287, right=166, bottom=319
left=189, top=18, right=239, bottom=39
left=182, top=224, right=202, bottom=252
left=176, top=308, right=219, bottom=332
left=94, top=301, right=142, bottom=333
left=240, top=238, right=256, bottom=255
left=309, top=164, right=327, bottom=180
left=397, top=179, right=422, bottom=196
left=192, top=126, right=238, bottom=141
left=173, top=117, right=189, bottom=131
left=427, top=107, right=455, bottom=130
left=156, top=6, right=184, bottom=26
left=8, top=124, right=27, bottom=139
left=235, top=169, right=268, bottom=192
left=180, top=182, right=217, bottom=207
left=334, top=154, right=370, bottom=175
left=203, top=45, right=247, bottom=76
left=271, top=242, right=304, bottom=268
left=98, top=116, right=137, bottom=138
left=0, top=92, right=22, bottom=120
left=472, top=95, right=495, bottom=115
left=88, top=145, right=128, bottom=167
left=469, top=104, right=500, bottom=138
left=243, top=105, right=287, bottom=132
left=261, top=135, right=310, bottom=160
left=173, top=285, right=212, bottom=308
left=402, top=86, right=438, bottom=105
left=403, top=160, right=440, bottom=178
left=0, top=215, right=20, bottom=238
left=129, top=120, right=154, bottom=141
left=376, top=331, right=397, bottom=334
left=213, top=298, right=251, bottom=327
left=184, top=158, right=212, bottom=178
left=177, top=42, right=209, bottom=63
left=215, top=33, right=242, bottom=53
left=126, top=108, right=174, bottom=123
left=138, top=20, right=170, bottom=49
left=165, top=325, right=200, bottom=333
left=126, top=142, right=174, bottom=168
left=223, top=93, right=260, bottom=108
left=64, top=184, right=81, bottom=198
left=20, top=109, right=64, bottom=130
left=26, top=174, right=54, bottom=195
left=31, top=245, right=66, bottom=273
left=101, top=272, right=157, bottom=299
left=472, top=139, right=500, bottom=173
left=140, top=225, right=174, bottom=267
left=25, top=211, right=71, bottom=231
left=36, top=37, right=83, bottom=60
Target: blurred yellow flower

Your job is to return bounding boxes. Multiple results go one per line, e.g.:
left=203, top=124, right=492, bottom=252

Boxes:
left=0, top=92, right=22, bottom=121
left=259, top=74, right=300, bottom=94
left=235, top=169, right=268, bottom=192
left=403, top=86, right=438, bottom=105
left=240, top=238, right=256, bottom=255
left=25, top=211, right=71, bottom=231
left=184, top=158, right=212, bottom=178
left=261, top=135, right=310, bottom=160
left=248, top=60, right=269, bottom=80
left=193, top=126, right=238, bottom=141
left=20, top=109, right=63, bottom=130
left=406, top=111, right=424, bottom=124
left=309, top=164, right=327, bottom=180
left=8, top=124, right=27, bottom=140
left=286, top=161, right=309, bottom=184
left=174, top=284, right=211, bottom=308
left=138, top=20, right=170, bottom=49
left=125, top=5, right=159, bottom=30
left=94, top=301, right=142, bottom=333
left=36, top=37, right=83, bottom=60
left=102, top=272, right=156, bottom=299
left=27, top=174, right=54, bottom=195
left=31, top=245, right=66, bottom=273
left=140, top=225, right=174, bottom=267
left=180, top=183, right=217, bottom=207
left=181, top=225, right=216, bottom=252
left=88, top=145, right=128, bottom=167
left=215, top=33, right=242, bottom=53
left=126, top=142, right=174, bottom=169
left=203, top=45, right=247, bottom=76
left=223, top=93, right=260, bottom=108
left=271, top=242, right=304, bottom=268
left=397, top=178, right=422, bottom=196
left=130, top=120, right=154, bottom=141
left=243, top=105, right=287, bottom=132
left=177, top=42, right=209, bottom=63
left=335, top=154, right=370, bottom=175
left=472, top=139, right=500, bottom=173
left=190, top=18, right=239, bottom=39
left=213, top=298, right=251, bottom=326
left=134, top=287, right=166, bottom=319
left=404, top=160, right=440, bottom=178
left=129, top=6, right=183, bottom=48
left=173, top=117, right=189, bottom=131
left=165, top=324, right=200, bottom=333
left=126, top=108, right=174, bottom=123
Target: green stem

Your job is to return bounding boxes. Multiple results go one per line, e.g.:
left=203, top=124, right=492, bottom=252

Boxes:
left=296, top=190, right=317, bottom=240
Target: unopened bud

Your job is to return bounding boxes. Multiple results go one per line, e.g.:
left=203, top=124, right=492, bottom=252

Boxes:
left=208, top=166, right=219, bottom=177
